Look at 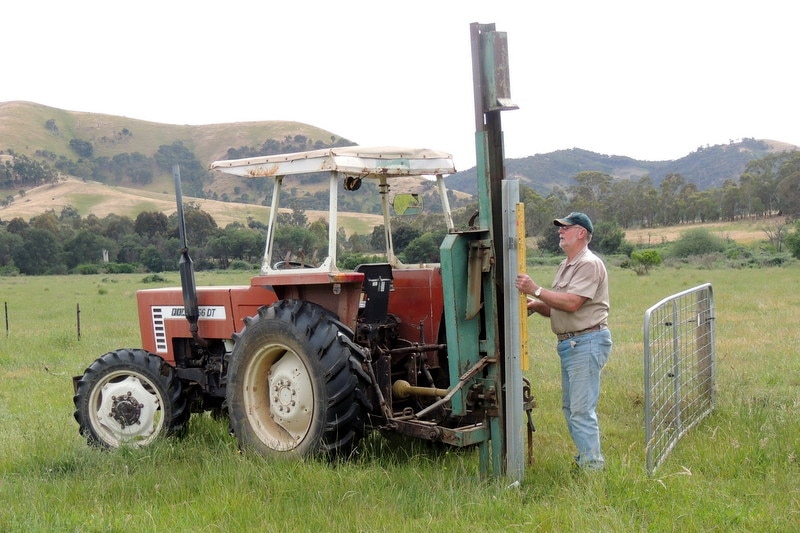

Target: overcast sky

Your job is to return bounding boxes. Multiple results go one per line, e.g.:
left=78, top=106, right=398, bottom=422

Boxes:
left=3, top=0, right=797, bottom=171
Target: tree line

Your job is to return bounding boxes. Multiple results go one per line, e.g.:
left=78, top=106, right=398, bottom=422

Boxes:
left=2, top=181, right=799, bottom=277
left=2, top=131, right=800, bottom=275
left=0, top=199, right=464, bottom=276
left=518, top=150, right=800, bottom=238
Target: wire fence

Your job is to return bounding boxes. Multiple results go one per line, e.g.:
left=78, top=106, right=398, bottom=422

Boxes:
left=643, top=283, right=715, bottom=475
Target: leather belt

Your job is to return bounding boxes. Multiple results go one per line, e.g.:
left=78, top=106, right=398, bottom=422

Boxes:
left=556, top=324, right=606, bottom=341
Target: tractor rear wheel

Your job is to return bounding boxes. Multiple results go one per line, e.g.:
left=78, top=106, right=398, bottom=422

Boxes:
left=73, top=349, right=188, bottom=448
left=227, top=299, right=371, bottom=459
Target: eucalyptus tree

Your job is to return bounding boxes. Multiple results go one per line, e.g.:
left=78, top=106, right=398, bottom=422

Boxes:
left=776, top=151, right=800, bottom=216
left=567, top=171, right=614, bottom=221
left=719, top=179, right=744, bottom=221
left=658, top=173, right=686, bottom=225
left=740, top=153, right=782, bottom=216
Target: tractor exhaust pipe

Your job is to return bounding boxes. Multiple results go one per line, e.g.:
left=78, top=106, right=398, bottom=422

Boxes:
left=174, top=165, right=208, bottom=348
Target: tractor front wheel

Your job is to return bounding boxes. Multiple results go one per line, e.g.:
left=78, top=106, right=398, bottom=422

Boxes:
left=227, top=300, right=371, bottom=459
left=73, top=349, right=188, bottom=448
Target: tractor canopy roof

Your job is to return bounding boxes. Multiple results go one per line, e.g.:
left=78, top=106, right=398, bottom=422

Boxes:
left=210, top=146, right=456, bottom=179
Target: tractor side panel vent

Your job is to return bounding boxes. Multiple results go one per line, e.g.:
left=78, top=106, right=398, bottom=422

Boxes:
left=151, top=307, right=168, bottom=353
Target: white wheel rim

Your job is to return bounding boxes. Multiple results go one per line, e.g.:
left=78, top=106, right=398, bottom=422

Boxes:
left=88, top=371, right=165, bottom=447
left=243, top=344, right=314, bottom=451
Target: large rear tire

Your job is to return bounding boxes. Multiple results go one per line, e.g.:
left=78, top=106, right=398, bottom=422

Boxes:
left=73, top=349, right=188, bottom=448
left=227, top=300, right=371, bottom=459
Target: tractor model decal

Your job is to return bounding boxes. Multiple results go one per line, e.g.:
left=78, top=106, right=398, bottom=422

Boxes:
left=150, top=306, right=228, bottom=353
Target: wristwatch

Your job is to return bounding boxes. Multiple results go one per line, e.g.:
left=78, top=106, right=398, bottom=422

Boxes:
left=534, top=286, right=543, bottom=298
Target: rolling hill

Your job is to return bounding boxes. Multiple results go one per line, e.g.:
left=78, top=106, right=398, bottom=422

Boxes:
left=445, top=140, right=798, bottom=196
left=2, top=101, right=798, bottom=222
left=0, top=176, right=381, bottom=234
left=0, top=101, right=344, bottom=168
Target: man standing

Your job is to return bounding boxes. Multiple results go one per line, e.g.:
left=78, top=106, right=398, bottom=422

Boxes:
left=515, top=212, right=612, bottom=470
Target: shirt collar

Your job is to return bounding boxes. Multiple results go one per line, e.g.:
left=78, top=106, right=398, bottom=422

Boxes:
left=566, top=245, right=590, bottom=266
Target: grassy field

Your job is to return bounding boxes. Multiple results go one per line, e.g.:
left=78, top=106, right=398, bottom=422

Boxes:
left=0, top=265, right=798, bottom=532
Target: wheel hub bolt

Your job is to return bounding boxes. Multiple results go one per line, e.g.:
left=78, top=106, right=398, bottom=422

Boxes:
left=109, top=391, right=143, bottom=428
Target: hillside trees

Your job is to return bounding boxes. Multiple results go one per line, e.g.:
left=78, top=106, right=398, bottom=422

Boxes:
left=92, top=152, right=155, bottom=184
left=69, top=139, right=93, bottom=158
left=224, top=134, right=352, bottom=160
left=3, top=134, right=356, bottom=204
left=1, top=154, right=58, bottom=188
left=5, top=135, right=798, bottom=225
left=154, top=141, right=209, bottom=197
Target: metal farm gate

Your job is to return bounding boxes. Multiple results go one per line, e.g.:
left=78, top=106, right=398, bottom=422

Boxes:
left=644, top=283, right=716, bottom=474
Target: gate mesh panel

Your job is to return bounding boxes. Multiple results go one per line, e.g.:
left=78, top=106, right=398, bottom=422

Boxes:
left=644, top=284, right=715, bottom=474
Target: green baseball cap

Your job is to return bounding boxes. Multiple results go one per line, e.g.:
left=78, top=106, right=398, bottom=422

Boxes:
left=553, top=212, right=593, bottom=233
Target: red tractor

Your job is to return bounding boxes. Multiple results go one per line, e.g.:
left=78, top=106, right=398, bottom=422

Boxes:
left=73, top=24, right=530, bottom=476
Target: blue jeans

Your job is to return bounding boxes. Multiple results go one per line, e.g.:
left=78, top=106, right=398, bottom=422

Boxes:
left=557, top=328, right=612, bottom=469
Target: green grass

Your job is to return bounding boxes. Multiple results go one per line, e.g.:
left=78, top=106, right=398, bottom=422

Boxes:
left=0, top=267, right=798, bottom=531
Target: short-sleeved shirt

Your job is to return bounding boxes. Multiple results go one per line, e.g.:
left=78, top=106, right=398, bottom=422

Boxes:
left=548, top=246, right=610, bottom=335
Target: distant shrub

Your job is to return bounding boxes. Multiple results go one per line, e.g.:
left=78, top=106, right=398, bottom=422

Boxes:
left=105, top=262, right=137, bottom=274
left=618, top=240, right=635, bottom=257
left=759, top=254, right=790, bottom=267
left=592, top=221, right=627, bottom=255
left=338, top=253, right=387, bottom=270
left=670, top=228, right=726, bottom=258
left=142, top=274, right=168, bottom=283
left=229, top=260, right=251, bottom=270
left=75, top=264, right=100, bottom=275
left=0, top=265, right=20, bottom=276
left=629, top=249, right=662, bottom=275
left=725, top=244, right=753, bottom=261
left=787, top=222, right=800, bottom=259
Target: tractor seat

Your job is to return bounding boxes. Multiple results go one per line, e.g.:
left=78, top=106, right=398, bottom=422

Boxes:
left=354, top=263, right=393, bottom=323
